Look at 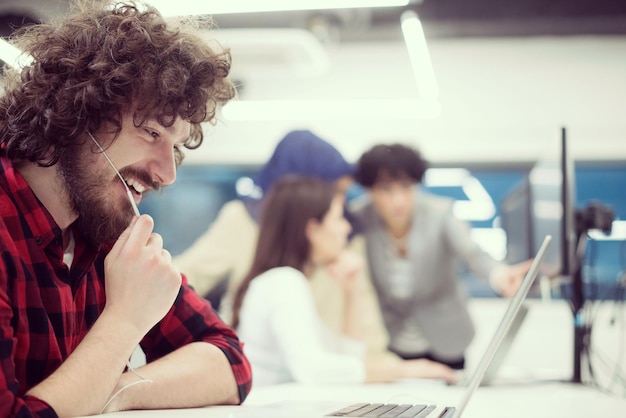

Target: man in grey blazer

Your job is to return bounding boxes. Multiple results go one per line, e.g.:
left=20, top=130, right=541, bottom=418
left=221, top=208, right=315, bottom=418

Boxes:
left=349, top=143, right=531, bottom=369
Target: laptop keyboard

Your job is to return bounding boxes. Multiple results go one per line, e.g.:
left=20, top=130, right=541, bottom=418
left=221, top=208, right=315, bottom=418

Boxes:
left=326, top=403, right=456, bottom=417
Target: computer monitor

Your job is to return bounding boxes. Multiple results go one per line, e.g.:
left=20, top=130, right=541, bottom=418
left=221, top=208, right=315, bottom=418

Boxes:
left=497, top=128, right=617, bottom=384
left=499, top=127, right=576, bottom=277
left=528, top=127, right=595, bottom=384
left=500, top=178, right=533, bottom=265
left=527, top=127, right=577, bottom=280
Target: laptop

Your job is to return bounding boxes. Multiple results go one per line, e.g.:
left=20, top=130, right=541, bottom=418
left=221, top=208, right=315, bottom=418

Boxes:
left=480, top=301, right=529, bottom=386
left=458, top=301, right=530, bottom=387
left=207, top=235, right=552, bottom=418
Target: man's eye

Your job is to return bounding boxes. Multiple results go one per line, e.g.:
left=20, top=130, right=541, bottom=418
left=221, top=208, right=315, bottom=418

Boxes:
left=146, top=129, right=159, bottom=139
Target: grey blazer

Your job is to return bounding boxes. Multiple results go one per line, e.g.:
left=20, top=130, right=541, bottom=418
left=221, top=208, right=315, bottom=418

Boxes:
left=350, top=190, right=501, bottom=360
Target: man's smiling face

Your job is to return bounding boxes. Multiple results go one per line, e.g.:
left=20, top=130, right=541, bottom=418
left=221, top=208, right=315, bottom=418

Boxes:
left=59, top=109, right=191, bottom=245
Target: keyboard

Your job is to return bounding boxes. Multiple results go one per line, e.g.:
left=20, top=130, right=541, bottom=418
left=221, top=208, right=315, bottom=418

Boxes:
left=326, top=403, right=456, bottom=418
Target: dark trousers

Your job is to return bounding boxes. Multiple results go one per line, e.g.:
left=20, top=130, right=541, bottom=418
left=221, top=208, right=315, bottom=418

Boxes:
left=390, top=349, right=466, bottom=370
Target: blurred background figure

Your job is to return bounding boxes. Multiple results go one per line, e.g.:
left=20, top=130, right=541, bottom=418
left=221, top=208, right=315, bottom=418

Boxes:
left=173, top=129, right=354, bottom=319
left=174, top=130, right=394, bottom=363
left=350, top=143, right=533, bottom=370
left=232, top=175, right=458, bottom=386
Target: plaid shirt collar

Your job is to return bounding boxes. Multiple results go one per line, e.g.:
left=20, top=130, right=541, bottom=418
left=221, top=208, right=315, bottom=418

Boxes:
left=0, top=154, right=102, bottom=272
left=0, top=155, right=60, bottom=248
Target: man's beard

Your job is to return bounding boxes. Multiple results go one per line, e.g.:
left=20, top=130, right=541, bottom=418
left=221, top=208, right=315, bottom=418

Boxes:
left=59, top=145, right=136, bottom=247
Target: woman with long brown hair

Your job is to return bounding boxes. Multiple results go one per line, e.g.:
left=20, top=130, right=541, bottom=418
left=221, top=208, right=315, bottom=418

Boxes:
left=232, top=175, right=458, bottom=387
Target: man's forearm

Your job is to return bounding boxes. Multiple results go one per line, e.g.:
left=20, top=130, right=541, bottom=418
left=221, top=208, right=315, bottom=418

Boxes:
left=104, top=341, right=240, bottom=413
left=25, top=310, right=144, bottom=417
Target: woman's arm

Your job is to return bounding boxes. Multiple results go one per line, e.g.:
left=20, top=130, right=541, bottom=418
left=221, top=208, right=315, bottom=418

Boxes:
left=313, top=236, right=393, bottom=358
left=325, top=250, right=367, bottom=340
left=254, top=269, right=366, bottom=384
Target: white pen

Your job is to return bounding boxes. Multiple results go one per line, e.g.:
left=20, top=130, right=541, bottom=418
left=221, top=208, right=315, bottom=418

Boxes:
left=87, top=132, right=141, bottom=217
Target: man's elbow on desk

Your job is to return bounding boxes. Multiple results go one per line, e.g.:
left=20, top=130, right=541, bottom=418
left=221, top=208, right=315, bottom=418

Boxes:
left=193, top=342, right=249, bottom=406
left=108, top=342, right=250, bottom=412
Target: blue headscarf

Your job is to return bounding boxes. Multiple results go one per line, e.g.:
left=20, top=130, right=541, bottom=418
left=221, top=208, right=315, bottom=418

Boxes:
left=242, top=130, right=354, bottom=222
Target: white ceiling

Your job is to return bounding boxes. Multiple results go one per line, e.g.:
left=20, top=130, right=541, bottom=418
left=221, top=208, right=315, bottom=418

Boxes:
left=191, top=32, right=626, bottom=165
left=2, top=1, right=626, bottom=165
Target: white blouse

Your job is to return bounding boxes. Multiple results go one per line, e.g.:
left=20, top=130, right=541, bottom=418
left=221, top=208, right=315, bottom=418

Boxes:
left=237, top=267, right=366, bottom=387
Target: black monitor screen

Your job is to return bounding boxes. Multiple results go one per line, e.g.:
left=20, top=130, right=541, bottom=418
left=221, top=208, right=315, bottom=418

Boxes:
left=528, top=127, right=577, bottom=279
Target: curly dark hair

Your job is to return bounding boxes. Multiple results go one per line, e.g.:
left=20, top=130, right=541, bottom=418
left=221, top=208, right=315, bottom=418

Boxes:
left=0, top=0, right=236, bottom=166
left=354, top=143, right=429, bottom=187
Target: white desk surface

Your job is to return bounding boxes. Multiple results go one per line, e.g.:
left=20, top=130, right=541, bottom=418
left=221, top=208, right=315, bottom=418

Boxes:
left=103, top=299, right=626, bottom=417
left=98, top=380, right=626, bottom=418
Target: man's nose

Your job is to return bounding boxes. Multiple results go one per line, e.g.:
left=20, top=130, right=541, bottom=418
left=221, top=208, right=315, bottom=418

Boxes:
left=150, top=145, right=177, bottom=186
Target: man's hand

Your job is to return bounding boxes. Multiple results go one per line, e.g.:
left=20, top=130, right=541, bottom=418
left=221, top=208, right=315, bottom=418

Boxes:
left=492, top=259, right=535, bottom=298
left=103, top=215, right=182, bottom=335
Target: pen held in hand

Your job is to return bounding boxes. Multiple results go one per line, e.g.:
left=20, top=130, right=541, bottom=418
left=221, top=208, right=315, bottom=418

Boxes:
left=88, top=131, right=141, bottom=217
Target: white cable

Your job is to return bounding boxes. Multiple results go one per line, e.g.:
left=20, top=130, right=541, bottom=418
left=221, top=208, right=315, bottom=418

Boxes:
left=99, top=361, right=153, bottom=414
left=87, top=131, right=141, bottom=216
left=100, top=376, right=153, bottom=414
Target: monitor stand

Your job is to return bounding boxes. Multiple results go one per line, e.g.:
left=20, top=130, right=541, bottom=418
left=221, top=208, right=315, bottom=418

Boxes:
left=570, top=202, right=614, bottom=384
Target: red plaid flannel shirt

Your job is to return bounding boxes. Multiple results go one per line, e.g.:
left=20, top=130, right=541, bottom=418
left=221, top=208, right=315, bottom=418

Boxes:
left=0, top=154, right=252, bottom=417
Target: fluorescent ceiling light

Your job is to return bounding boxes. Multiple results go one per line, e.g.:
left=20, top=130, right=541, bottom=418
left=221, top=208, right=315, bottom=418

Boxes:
left=425, top=169, right=496, bottom=221
left=221, top=98, right=441, bottom=121
left=453, top=176, right=496, bottom=221
left=150, top=0, right=411, bottom=16
left=0, top=38, right=32, bottom=70
left=401, top=10, right=439, bottom=100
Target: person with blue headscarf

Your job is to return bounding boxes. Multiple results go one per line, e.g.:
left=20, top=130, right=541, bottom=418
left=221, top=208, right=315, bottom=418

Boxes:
left=239, top=129, right=356, bottom=223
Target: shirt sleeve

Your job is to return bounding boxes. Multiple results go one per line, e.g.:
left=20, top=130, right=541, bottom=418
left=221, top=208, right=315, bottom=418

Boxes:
left=266, top=270, right=366, bottom=384
left=441, top=204, right=502, bottom=282
left=0, top=247, right=58, bottom=417
left=139, top=275, right=252, bottom=403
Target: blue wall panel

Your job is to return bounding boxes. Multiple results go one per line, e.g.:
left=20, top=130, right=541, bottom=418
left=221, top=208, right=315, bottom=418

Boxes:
left=141, top=162, right=626, bottom=300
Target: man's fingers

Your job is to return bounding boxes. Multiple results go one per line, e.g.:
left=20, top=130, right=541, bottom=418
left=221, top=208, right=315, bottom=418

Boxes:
left=108, top=215, right=140, bottom=258
left=121, top=215, right=155, bottom=251
left=107, top=215, right=156, bottom=261
left=146, top=232, right=164, bottom=250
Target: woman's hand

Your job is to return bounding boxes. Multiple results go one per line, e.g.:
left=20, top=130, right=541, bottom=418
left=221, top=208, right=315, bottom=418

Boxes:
left=402, top=358, right=460, bottom=385
left=325, top=250, right=364, bottom=296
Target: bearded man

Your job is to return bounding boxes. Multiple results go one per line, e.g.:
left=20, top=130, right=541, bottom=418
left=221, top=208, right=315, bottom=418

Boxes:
left=0, top=1, right=251, bottom=416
